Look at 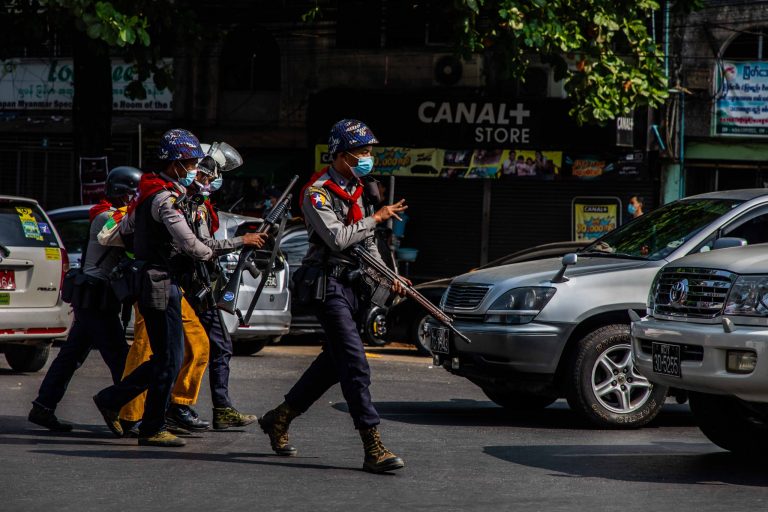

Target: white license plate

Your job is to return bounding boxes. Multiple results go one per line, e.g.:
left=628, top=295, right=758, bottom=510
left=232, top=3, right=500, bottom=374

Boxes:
left=652, top=342, right=681, bottom=378
left=429, top=326, right=450, bottom=355
left=264, top=273, right=277, bottom=288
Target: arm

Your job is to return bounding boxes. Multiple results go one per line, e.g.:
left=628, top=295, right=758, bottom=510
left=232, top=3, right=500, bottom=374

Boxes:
left=152, top=192, right=214, bottom=261
left=302, top=187, right=377, bottom=252
left=196, top=207, right=243, bottom=255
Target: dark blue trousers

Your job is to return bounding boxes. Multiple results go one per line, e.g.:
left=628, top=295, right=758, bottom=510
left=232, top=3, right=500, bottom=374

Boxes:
left=98, top=284, right=184, bottom=436
left=34, top=306, right=129, bottom=411
left=285, top=276, right=380, bottom=430
left=198, top=308, right=233, bottom=408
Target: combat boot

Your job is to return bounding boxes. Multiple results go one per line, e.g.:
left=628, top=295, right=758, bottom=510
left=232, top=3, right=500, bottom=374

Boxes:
left=258, top=402, right=300, bottom=456
left=359, top=427, right=404, bottom=474
left=138, top=430, right=186, bottom=447
left=213, top=406, right=257, bottom=430
left=92, top=393, right=123, bottom=437
left=28, top=403, right=73, bottom=432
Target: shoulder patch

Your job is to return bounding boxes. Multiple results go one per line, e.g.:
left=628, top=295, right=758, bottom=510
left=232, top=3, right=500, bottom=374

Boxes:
left=310, top=190, right=327, bottom=210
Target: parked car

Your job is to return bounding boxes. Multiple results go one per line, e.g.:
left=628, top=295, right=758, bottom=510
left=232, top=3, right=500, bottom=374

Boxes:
left=386, top=241, right=590, bottom=355
left=0, top=196, right=71, bottom=372
left=429, top=189, right=768, bottom=428
left=47, top=205, right=289, bottom=356
left=632, top=241, right=768, bottom=454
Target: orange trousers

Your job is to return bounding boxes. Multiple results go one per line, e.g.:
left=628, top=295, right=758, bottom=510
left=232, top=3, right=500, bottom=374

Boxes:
left=119, top=297, right=210, bottom=422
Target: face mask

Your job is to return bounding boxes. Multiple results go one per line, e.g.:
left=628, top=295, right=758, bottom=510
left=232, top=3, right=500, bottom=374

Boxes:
left=628, top=203, right=637, bottom=215
left=209, top=176, right=223, bottom=192
left=176, top=162, right=198, bottom=187
left=347, top=153, right=374, bottom=177
left=194, top=180, right=212, bottom=197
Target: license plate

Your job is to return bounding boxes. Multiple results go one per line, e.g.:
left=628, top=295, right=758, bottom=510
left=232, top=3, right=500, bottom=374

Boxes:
left=264, top=273, right=277, bottom=288
left=0, top=270, right=15, bottom=290
left=429, top=326, right=450, bottom=355
left=652, top=342, right=681, bottom=378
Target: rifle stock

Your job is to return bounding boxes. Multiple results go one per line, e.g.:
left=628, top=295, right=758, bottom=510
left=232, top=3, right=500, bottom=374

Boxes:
left=351, top=246, right=471, bottom=345
left=216, top=175, right=299, bottom=315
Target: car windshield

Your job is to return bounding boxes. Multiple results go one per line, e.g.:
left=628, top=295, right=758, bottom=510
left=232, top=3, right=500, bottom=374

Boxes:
left=581, top=198, right=743, bottom=261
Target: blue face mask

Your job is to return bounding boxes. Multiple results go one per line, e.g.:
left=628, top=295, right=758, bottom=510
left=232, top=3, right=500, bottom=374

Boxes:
left=209, top=176, right=223, bottom=192
left=348, top=153, right=374, bottom=177
left=627, top=203, right=637, bottom=216
left=176, top=162, right=198, bottom=187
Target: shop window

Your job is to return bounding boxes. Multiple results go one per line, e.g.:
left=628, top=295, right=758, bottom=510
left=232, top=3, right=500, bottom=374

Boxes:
left=219, top=27, right=280, bottom=91
left=723, top=28, right=768, bottom=60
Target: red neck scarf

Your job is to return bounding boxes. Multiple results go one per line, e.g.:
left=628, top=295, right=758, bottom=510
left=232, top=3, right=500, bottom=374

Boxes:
left=88, top=199, right=113, bottom=222
left=301, top=166, right=364, bottom=224
left=204, top=199, right=219, bottom=234
left=127, top=173, right=176, bottom=215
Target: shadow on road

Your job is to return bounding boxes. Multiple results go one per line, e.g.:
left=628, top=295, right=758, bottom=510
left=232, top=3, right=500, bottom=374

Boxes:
left=483, top=443, right=768, bottom=487
left=333, top=400, right=696, bottom=430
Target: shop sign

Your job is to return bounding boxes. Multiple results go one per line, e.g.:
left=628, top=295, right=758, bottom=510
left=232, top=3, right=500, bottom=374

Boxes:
left=0, top=58, right=173, bottom=111
left=572, top=197, right=622, bottom=241
left=616, top=113, right=634, bottom=147
left=79, top=156, right=108, bottom=205
left=715, top=60, right=768, bottom=136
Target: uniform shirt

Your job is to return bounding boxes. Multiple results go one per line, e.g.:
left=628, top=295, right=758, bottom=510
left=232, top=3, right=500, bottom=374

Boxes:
left=195, top=204, right=243, bottom=255
left=83, top=210, right=123, bottom=280
left=302, top=166, right=382, bottom=266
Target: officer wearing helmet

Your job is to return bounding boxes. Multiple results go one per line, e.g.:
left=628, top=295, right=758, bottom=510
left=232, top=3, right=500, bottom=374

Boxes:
left=28, top=166, right=142, bottom=432
left=93, top=129, right=222, bottom=447
left=258, top=119, right=409, bottom=474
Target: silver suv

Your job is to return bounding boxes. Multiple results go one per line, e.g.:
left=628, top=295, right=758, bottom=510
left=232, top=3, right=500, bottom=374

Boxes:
left=0, top=196, right=71, bottom=372
left=431, top=189, right=768, bottom=428
left=633, top=243, right=768, bottom=453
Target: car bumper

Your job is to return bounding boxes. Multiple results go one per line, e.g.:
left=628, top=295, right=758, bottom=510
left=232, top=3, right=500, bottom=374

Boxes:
left=632, top=316, right=768, bottom=402
left=221, top=308, right=291, bottom=340
left=432, top=319, right=574, bottom=377
left=0, top=303, right=72, bottom=344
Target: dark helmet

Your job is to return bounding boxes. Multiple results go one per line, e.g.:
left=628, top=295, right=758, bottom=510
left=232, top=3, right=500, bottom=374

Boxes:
left=106, top=166, right=143, bottom=198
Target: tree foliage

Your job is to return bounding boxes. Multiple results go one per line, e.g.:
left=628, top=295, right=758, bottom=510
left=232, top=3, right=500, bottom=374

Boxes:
left=453, top=0, right=703, bottom=124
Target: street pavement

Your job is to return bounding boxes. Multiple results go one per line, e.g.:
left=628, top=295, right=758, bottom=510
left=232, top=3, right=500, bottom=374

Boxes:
left=2, top=341, right=768, bottom=512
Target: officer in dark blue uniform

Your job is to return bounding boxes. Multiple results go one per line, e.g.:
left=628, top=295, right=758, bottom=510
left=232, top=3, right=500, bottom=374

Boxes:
left=93, top=129, right=217, bottom=447
left=28, top=167, right=141, bottom=431
left=259, top=119, right=409, bottom=474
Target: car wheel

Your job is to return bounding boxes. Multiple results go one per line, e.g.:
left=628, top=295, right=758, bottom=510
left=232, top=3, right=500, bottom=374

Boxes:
left=4, top=343, right=51, bottom=372
left=233, top=338, right=268, bottom=356
left=689, top=392, right=768, bottom=454
left=361, top=306, right=389, bottom=347
left=482, top=386, right=557, bottom=410
left=410, top=313, right=433, bottom=356
left=565, top=324, right=667, bottom=428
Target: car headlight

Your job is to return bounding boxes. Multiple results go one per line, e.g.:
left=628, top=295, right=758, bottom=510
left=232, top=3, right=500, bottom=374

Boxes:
left=484, top=287, right=556, bottom=324
left=724, top=275, right=768, bottom=317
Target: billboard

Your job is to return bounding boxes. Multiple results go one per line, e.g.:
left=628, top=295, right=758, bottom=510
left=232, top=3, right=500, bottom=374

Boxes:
left=715, top=60, right=768, bottom=136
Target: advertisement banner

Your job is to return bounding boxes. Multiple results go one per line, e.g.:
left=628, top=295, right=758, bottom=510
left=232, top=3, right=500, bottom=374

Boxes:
left=715, top=60, right=768, bottom=136
left=573, top=199, right=621, bottom=241
left=0, top=58, right=173, bottom=111
left=80, top=156, right=109, bottom=205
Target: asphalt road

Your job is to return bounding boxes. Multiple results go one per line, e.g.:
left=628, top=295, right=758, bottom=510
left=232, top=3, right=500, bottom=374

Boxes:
left=1, top=341, right=767, bottom=512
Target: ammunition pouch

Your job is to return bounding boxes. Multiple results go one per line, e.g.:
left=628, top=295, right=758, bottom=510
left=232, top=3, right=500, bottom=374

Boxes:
left=140, top=267, right=172, bottom=311
left=292, top=264, right=326, bottom=306
left=109, top=258, right=146, bottom=304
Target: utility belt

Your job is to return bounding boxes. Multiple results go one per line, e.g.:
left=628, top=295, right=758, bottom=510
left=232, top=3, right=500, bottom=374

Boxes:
left=109, top=258, right=179, bottom=311
left=68, top=275, right=120, bottom=311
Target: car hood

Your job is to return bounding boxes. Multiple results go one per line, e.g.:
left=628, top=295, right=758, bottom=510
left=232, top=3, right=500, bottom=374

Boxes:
left=451, top=255, right=653, bottom=288
left=665, top=243, right=768, bottom=274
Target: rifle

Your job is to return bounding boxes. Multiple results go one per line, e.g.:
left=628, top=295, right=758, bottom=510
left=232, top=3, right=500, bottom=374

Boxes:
left=351, top=245, right=471, bottom=345
left=180, top=193, right=217, bottom=310
left=217, top=175, right=299, bottom=319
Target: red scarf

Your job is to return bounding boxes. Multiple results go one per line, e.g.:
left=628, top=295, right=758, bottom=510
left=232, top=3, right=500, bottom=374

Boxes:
left=300, top=166, right=364, bottom=224
left=204, top=199, right=219, bottom=234
left=127, top=173, right=176, bottom=215
left=88, top=199, right=113, bottom=222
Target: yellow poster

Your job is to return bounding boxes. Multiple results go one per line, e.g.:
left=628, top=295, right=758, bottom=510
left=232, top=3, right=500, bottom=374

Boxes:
left=15, top=206, right=42, bottom=241
left=45, top=248, right=61, bottom=260
left=574, top=204, right=618, bottom=241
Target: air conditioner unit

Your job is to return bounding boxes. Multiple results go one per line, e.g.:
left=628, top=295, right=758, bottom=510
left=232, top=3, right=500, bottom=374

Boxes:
left=432, top=54, right=484, bottom=87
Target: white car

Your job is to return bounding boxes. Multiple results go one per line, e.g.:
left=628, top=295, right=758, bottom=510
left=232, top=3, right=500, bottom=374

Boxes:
left=0, top=196, right=71, bottom=371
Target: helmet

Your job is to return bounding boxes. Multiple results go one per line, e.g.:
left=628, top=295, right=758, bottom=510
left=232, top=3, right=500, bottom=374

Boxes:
left=199, top=142, right=243, bottom=176
left=328, top=119, right=379, bottom=156
left=106, top=166, right=143, bottom=198
left=158, top=128, right=205, bottom=161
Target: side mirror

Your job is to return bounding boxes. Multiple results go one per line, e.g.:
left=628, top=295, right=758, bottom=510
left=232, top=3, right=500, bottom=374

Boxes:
left=712, top=237, right=747, bottom=251
left=552, top=253, right=578, bottom=283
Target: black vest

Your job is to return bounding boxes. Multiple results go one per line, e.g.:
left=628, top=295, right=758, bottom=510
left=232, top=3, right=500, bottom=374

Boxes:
left=133, top=192, right=175, bottom=267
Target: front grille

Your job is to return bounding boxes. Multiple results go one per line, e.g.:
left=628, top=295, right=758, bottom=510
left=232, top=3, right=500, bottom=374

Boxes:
left=639, top=339, right=704, bottom=362
left=653, top=267, right=735, bottom=319
left=444, top=284, right=491, bottom=310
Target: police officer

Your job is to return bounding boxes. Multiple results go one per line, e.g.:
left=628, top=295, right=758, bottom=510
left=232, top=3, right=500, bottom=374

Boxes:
left=28, top=167, right=141, bottom=431
left=259, top=119, right=408, bottom=473
left=93, top=129, right=218, bottom=447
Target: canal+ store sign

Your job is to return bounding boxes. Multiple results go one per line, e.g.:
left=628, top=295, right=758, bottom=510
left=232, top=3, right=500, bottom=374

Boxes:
left=0, top=58, right=172, bottom=111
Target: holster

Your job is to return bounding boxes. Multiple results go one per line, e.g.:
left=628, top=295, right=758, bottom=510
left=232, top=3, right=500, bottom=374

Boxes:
left=109, top=258, right=146, bottom=304
left=139, top=267, right=172, bottom=311
left=292, top=264, right=326, bottom=305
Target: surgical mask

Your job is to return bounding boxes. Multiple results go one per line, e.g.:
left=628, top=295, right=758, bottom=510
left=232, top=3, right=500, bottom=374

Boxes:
left=347, top=152, right=374, bottom=177
left=176, top=162, right=198, bottom=187
left=628, top=203, right=637, bottom=216
left=209, top=176, right=223, bottom=192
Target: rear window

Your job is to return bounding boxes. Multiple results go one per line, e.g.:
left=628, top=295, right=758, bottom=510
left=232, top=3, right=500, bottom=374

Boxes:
left=52, top=218, right=90, bottom=254
left=0, top=201, right=59, bottom=248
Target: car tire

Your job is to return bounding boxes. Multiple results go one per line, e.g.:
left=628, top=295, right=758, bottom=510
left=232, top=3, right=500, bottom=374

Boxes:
left=482, top=386, right=557, bottom=410
left=410, top=313, right=433, bottom=356
left=689, top=392, right=768, bottom=454
left=565, top=324, right=667, bottom=428
left=361, top=307, right=389, bottom=347
left=233, top=338, right=268, bottom=356
left=4, top=343, right=51, bottom=372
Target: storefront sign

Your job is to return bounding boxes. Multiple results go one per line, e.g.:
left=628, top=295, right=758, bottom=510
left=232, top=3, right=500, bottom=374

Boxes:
left=715, top=60, right=768, bottom=136
left=79, top=156, right=108, bottom=205
left=0, top=58, right=173, bottom=111
left=616, top=113, right=634, bottom=147
left=572, top=197, right=621, bottom=241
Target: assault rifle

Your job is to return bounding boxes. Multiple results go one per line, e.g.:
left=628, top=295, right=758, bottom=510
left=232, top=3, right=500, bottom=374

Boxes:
left=350, top=245, right=471, bottom=345
left=180, top=192, right=217, bottom=310
left=216, top=175, right=299, bottom=321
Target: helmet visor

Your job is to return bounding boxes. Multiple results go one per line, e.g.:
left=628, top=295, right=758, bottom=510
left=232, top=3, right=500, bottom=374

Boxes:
left=214, top=142, right=243, bottom=172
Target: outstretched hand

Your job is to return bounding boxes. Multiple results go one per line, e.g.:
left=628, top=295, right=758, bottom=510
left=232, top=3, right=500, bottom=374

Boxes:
left=374, top=199, right=408, bottom=223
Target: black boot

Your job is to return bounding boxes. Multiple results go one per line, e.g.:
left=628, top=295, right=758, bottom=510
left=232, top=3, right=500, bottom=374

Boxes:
left=258, top=402, right=300, bottom=456
left=166, top=404, right=211, bottom=432
left=360, top=427, right=404, bottom=474
left=28, top=403, right=73, bottom=432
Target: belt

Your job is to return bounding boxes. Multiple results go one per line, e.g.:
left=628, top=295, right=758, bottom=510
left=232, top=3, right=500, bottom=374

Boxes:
left=328, top=264, right=350, bottom=278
